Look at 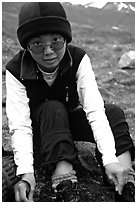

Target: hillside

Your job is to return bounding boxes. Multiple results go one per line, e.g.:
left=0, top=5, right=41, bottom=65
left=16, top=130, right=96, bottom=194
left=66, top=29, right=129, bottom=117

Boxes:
left=2, top=2, right=135, bottom=41
left=2, top=2, right=135, bottom=202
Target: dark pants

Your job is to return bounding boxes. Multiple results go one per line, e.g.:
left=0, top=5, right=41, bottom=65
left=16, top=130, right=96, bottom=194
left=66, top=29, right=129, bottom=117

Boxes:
left=31, top=100, right=134, bottom=173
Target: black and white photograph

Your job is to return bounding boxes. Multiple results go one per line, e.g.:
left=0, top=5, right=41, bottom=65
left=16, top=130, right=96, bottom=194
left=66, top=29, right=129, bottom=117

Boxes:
left=2, top=1, right=135, bottom=202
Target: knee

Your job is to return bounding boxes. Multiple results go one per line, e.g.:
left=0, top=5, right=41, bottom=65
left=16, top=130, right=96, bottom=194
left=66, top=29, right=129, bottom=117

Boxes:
left=46, top=100, right=65, bottom=109
left=43, top=100, right=67, bottom=114
left=105, top=104, right=125, bottom=121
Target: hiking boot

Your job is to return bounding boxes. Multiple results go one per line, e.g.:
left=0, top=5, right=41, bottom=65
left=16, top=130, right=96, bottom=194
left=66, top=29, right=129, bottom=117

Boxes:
left=115, top=168, right=135, bottom=202
left=54, top=180, right=80, bottom=202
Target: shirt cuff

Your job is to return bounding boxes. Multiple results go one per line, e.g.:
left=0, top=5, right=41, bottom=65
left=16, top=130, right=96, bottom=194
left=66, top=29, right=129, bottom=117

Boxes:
left=102, top=154, right=120, bottom=167
left=16, top=164, right=34, bottom=176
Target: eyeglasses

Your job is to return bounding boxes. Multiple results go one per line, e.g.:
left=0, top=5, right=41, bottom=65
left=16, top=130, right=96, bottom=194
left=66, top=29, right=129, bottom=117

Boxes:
left=29, top=40, right=65, bottom=54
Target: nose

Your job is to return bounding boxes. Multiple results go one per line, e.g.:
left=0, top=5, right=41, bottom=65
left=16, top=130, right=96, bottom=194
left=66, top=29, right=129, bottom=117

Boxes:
left=43, top=45, right=54, bottom=55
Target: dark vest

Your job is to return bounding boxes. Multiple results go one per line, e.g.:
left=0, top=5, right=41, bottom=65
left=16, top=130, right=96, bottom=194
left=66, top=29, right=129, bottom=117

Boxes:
left=6, top=45, right=86, bottom=112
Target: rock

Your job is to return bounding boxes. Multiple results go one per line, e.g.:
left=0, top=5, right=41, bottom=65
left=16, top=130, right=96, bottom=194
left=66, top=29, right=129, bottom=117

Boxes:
left=121, top=77, right=135, bottom=86
left=113, top=69, right=129, bottom=82
left=113, top=69, right=135, bottom=86
left=125, top=108, right=135, bottom=117
left=75, top=142, right=103, bottom=176
left=75, top=141, right=96, bottom=156
left=118, top=50, right=135, bottom=69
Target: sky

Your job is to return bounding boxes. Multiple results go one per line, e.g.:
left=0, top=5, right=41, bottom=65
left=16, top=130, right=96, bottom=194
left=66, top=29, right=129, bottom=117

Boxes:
left=64, top=0, right=107, bottom=5
left=63, top=0, right=136, bottom=5
left=68, top=0, right=97, bottom=5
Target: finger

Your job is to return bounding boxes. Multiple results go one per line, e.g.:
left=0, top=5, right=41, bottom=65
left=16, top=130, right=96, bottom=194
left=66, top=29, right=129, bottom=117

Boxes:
left=28, top=190, right=34, bottom=202
left=14, top=183, right=21, bottom=202
left=108, top=174, right=118, bottom=187
left=15, top=189, right=21, bottom=202
left=19, top=189, right=29, bottom=202
left=18, top=183, right=29, bottom=202
left=123, top=170, right=129, bottom=184
left=117, top=168, right=129, bottom=194
left=117, top=173, right=125, bottom=195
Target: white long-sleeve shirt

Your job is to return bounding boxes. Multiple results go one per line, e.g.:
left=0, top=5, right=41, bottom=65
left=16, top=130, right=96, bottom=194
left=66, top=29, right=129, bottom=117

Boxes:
left=6, top=54, right=119, bottom=175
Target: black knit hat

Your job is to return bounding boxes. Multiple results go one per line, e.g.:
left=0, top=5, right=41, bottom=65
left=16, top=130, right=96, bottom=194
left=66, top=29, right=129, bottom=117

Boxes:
left=17, top=2, right=72, bottom=48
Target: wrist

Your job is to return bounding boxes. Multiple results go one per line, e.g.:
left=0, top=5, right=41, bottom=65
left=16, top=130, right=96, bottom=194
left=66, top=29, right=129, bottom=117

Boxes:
left=21, top=173, right=36, bottom=189
left=102, top=155, right=120, bottom=167
left=17, top=172, right=34, bottom=179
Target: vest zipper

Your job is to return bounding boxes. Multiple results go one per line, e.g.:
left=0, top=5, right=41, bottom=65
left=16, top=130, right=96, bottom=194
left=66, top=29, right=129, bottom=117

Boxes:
left=66, top=86, right=69, bottom=102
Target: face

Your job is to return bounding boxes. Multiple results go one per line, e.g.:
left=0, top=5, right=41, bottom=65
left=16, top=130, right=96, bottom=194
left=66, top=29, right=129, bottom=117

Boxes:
left=28, top=33, right=66, bottom=73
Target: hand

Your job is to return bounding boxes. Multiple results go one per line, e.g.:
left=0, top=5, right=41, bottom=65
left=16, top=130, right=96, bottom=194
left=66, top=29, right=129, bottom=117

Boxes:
left=105, top=163, right=129, bottom=195
left=14, top=173, right=36, bottom=202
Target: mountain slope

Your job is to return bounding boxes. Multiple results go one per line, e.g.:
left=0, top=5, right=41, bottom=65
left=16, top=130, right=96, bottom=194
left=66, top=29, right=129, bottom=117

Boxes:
left=2, top=2, right=135, bottom=43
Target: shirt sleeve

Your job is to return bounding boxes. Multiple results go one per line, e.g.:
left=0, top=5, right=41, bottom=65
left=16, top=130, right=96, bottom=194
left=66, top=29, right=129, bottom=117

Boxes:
left=6, top=70, right=34, bottom=175
left=76, top=54, right=119, bottom=166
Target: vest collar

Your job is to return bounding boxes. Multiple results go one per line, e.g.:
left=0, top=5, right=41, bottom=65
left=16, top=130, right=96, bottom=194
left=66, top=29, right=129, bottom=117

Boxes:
left=20, top=46, right=73, bottom=80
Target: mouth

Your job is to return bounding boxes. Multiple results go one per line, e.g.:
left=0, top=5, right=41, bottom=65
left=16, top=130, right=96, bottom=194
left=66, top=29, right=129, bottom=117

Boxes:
left=43, top=57, right=57, bottom=62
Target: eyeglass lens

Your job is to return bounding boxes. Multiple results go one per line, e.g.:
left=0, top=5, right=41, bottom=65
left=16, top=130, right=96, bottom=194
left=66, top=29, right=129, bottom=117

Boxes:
left=30, top=41, right=64, bottom=54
